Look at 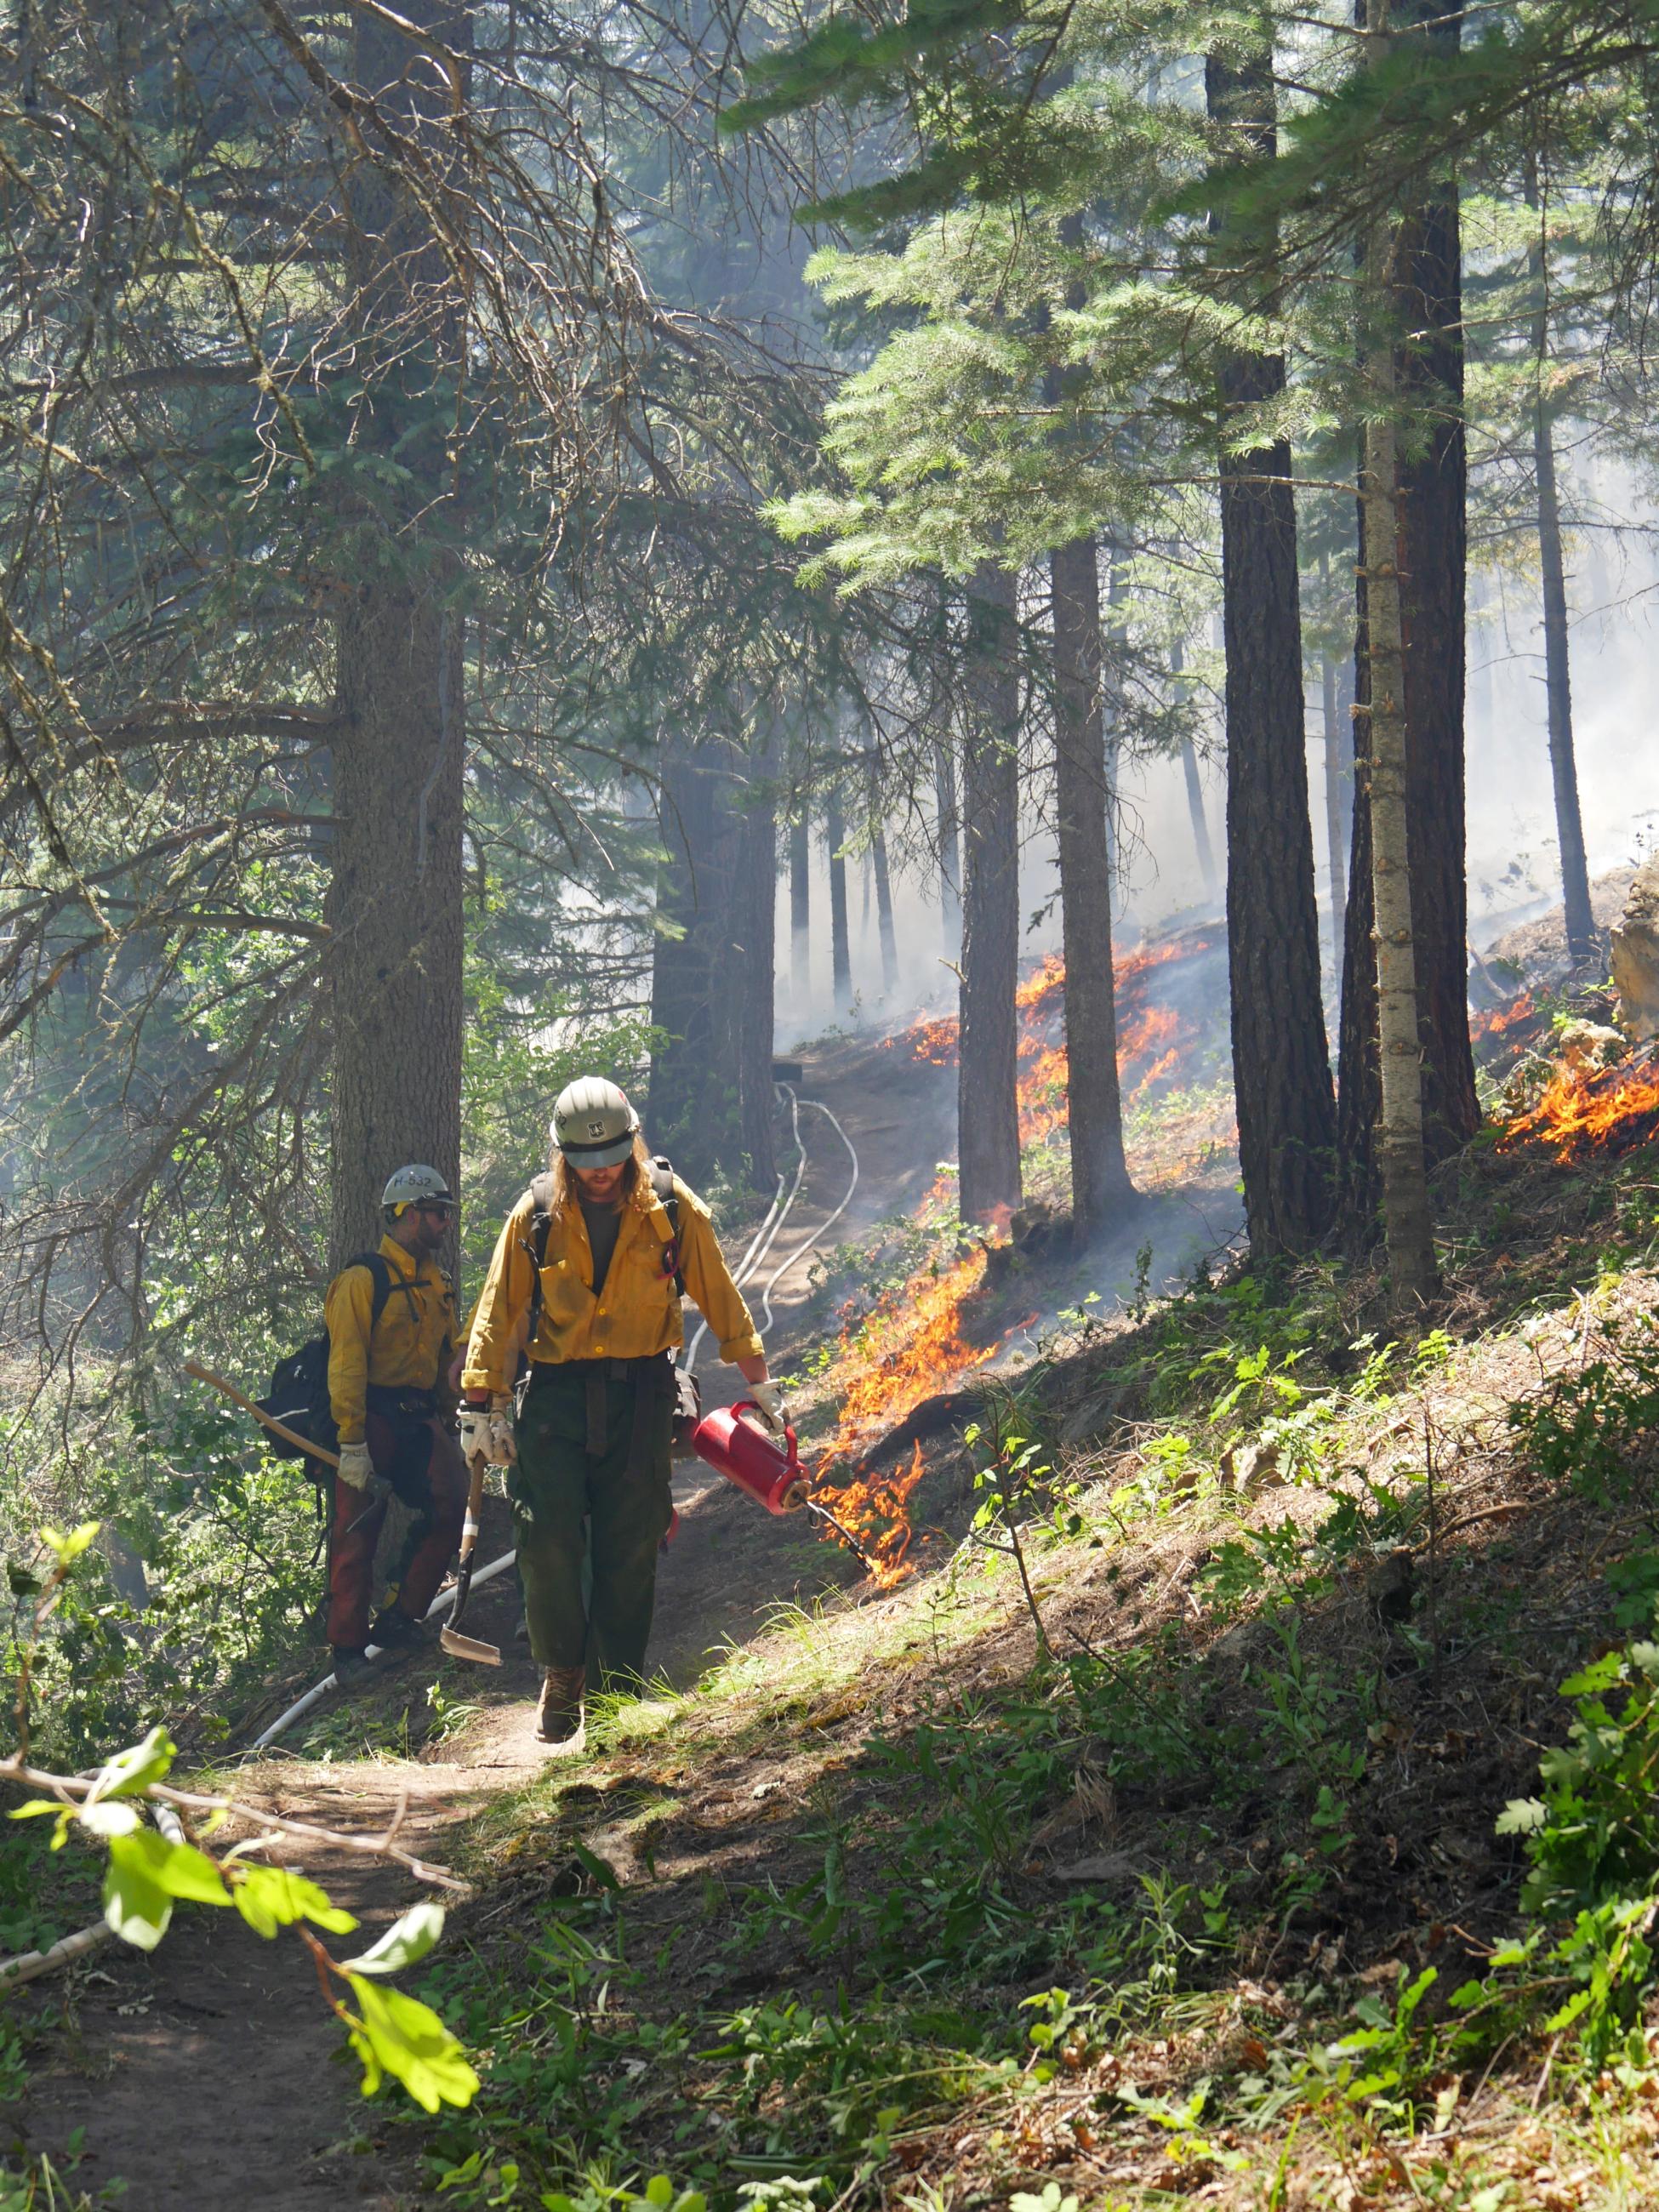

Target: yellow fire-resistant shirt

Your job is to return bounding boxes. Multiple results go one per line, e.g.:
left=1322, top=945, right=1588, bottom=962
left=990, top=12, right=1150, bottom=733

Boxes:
left=462, top=1173, right=761, bottom=1396
left=325, top=1236, right=460, bottom=1446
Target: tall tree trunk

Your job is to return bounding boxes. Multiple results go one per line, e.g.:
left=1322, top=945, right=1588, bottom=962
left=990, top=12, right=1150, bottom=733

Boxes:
left=1172, top=639, right=1218, bottom=902
left=1358, top=0, right=1438, bottom=1308
left=1321, top=643, right=1348, bottom=975
left=922, top=578, right=963, bottom=961
left=1102, top=544, right=1125, bottom=881
left=1180, top=740, right=1217, bottom=901
left=1526, top=159, right=1594, bottom=962
left=790, top=814, right=810, bottom=1005
left=733, top=768, right=778, bottom=1191
left=649, top=728, right=725, bottom=1183
left=933, top=737, right=962, bottom=958
left=328, top=596, right=465, bottom=1267
left=826, top=782, right=852, bottom=1018
left=327, top=1, right=470, bottom=1268
left=1051, top=536, right=1132, bottom=1235
left=869, top=760, right=899, bottom=997
left=958, top=564, right=1023, bottom=1223
left=653, top=731, right=765, bottom=1183
left=1207, top=37, right=1337, bottom=1257
left=1337, top=0, right=1476, bottom=1217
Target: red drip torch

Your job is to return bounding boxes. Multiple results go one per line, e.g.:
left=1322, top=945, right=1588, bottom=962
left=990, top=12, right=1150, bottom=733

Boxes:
left=691, top=1402, right=873, bottom=1570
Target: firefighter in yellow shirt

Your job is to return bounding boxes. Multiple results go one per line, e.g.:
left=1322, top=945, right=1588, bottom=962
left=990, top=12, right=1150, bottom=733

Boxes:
left=324, top=1165, right=468, bottom=1685
left=462, top=1078, right=784, bottom=1747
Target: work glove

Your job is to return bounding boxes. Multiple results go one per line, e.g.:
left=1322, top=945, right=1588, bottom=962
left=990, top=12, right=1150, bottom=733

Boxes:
left=336, top=1441, right=375, bottom=1491
left=748, top=1380, right=790, bottom=1437
left=487, top=1394, right=519, bottom=1467
left=458, top=1404, right=490, bottom=1474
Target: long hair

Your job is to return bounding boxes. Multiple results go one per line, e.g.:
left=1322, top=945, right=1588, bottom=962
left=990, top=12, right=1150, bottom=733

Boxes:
left=547, top=1131, right=653, bottom=1217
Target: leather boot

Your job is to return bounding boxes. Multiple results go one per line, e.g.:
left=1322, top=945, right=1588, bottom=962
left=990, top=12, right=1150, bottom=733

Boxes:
left=536, top=1665, right=585, bottom=1748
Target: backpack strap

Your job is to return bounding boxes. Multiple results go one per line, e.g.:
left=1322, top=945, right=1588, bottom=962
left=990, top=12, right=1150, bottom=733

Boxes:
left=647, top=1156, right=685, bottom=1298
left=345, top=1250, right=399, bottom=1332
left=517, top=1174, right=557, bottom=1352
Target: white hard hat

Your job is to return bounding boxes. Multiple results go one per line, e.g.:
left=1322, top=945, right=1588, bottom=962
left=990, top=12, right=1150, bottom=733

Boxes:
left=380, top=1164, right=457, bottom=1215
left=550, top=1077, right=638, bottom=1170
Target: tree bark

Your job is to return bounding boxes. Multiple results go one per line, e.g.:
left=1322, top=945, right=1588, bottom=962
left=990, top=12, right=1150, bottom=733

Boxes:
left=733, top=764, right=778, bottom=1191
left=790, top=813, right=811, bottom=1005
left=826, top=781, right=852, bottom=1018
left=649, top=727, right=726, bottom=1182
left=1207, top=39, right=1337, bottom=1257
left=1172, top=639, right=1218, bottom=903
left=328, top=595, right=465, bottom=1268
left=1526, top=160, right=1593, bottom=962
left=1102, top=544, right=1125, bottom=881
left=650, top=730, right=771, bottom=1186
left=1322, top=643, right=1348, bottom=976
left=326, top=0, right=470, bottom=1269
left=1337, top=0, right=1476, bottom=1217
left=1358, top=0, right=1438, bottom=1308
left=958, top=563, right=1023, bottom=1224
left=1051, top=535, right=1132, bottom=1235
left=934, top=737, right=962, bottom=959
left=869, top=761, right=899, bottom=998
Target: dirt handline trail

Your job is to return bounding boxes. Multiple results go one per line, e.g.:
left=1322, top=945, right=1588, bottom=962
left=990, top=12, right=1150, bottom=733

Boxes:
left=10, top=1041, right=957, bottom=2208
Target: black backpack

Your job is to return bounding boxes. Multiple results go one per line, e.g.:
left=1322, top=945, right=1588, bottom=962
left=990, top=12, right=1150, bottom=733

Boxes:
left=258, top=1252, right=394, bottom=1477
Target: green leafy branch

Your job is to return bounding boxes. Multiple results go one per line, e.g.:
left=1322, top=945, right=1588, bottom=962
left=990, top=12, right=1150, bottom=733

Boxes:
left=3, top=1527, right=478, bottom=2112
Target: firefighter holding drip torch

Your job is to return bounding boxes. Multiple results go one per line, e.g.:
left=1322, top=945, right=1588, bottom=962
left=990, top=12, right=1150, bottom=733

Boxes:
left=460, top=1078, right=785, bottom=1747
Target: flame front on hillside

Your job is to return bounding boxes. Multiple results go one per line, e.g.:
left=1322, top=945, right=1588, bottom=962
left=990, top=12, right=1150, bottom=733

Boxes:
left=810, top=1443, right=930, bottom=1589
left=817, top=932, right=1232, bottom=1582
left=886, top=933, right=1222, bottom=1130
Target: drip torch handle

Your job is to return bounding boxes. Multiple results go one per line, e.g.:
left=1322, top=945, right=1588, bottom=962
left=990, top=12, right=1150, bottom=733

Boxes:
left=731, top=1400, right=799, bottom=1472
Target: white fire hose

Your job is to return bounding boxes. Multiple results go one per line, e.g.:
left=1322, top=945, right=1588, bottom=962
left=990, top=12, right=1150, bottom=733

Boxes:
left=752, top=1098, right=859, bottom=1337
left=248, top=1551, right=520, bottom=1752
left=680, top=1084, right=812, bottom=1371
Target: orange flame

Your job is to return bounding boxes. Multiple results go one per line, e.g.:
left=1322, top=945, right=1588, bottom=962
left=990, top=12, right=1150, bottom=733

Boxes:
left=1472, top=989, right=1536, bottom=1041
left=890, top=938, right=1217, bottom=1115
left=823, top=1243, right=995, bottom=1458
left=816, top=931, right=1229, bottom=1581
left=807, top=1246, right=997, bottom=1586
left=1499, top=1052, right=1659, bottom=1160
left=1016, top=952, right=1067, bottom=1017
left=1018, top=1039, right=1069, bottom=1143
left=813, top=1442, right=931, bottom=1590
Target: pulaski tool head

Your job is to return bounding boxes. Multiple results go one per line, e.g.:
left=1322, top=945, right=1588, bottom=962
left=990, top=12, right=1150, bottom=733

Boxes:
left=439, top=1623, right=502, bottom=1666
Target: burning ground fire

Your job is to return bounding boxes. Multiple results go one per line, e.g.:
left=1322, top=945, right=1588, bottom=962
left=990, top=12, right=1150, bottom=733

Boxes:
left=806, top=1248, right=998, bottom=1588
left=814, top=932, right=1230, bottom=1583
left=887, top=934, right=1222, bottom=1143
left=1498, top=1051, right=1659, bottom=1161
left=812, top=954, right=1656, bottom=1582
left=1471, top=989, right=1539, bottom=1051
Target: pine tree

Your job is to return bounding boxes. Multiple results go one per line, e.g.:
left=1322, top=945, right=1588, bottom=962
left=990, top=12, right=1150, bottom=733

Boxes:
left=958, top=567, right=1024, bottom=1224
left=1207, top=25, right=1337, bottom=1257
left=1525, top=154, right=1595, bottom=963
left=1355, top=0, right=1439, bottom=1308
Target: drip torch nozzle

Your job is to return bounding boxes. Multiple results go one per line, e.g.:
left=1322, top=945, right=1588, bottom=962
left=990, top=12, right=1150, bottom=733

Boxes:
left=804, top=1498, right=875, bottom=1573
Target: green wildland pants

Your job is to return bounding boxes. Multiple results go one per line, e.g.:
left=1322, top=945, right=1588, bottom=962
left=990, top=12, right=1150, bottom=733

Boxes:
left=509, top=1357, right=675, bottom=1689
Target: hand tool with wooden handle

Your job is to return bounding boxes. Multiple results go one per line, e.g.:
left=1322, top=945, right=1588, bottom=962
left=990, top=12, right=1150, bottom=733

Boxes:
left=185, top=1360, right=390, bottom=1536
left=439, top=1451, right=502, bottom=1666
left=184, top=1360, right=339, bottom=1471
